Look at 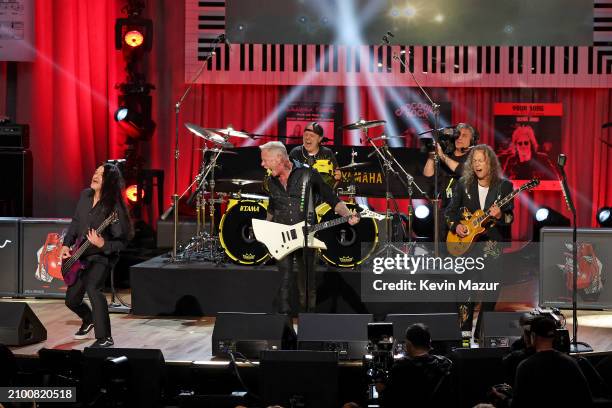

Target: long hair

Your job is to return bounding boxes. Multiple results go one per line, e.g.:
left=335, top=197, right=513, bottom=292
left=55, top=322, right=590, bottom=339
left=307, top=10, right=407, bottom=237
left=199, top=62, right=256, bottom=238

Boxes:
left=99, top=163, right=134, bottom=240
left=460, top=144, right=503, bottom=187
left=511, top=125, right=538, bottom=155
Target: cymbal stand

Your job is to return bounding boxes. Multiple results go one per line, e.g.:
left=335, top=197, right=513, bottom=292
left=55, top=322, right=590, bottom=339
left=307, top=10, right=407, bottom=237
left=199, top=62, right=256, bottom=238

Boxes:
left=170, top=34, right=224, bottom=261
left=365, top=129, right=405, bottom=258
left=383, top=148, right=428, bottom=243
left=391, top=46, right=443, bottom=255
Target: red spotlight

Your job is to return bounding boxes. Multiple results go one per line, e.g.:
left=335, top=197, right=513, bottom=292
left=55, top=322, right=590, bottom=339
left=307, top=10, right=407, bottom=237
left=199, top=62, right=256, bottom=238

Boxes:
left=124, top=30, right=144, bottom=47
left=125, top=184, right=144, bottom=203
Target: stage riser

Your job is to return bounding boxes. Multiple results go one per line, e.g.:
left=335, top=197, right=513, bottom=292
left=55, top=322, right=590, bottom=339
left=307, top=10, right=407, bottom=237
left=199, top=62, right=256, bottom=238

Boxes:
left=130, top=256, right=456, bottom=317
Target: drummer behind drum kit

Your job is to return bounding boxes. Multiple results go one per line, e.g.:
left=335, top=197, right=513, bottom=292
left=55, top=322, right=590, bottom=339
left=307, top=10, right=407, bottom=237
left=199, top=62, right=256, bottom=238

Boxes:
left=175, top=118, right=406, bottom=268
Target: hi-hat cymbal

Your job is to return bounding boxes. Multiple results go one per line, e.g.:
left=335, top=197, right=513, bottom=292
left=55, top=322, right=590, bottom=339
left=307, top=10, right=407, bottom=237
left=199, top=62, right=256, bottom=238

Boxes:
left=342, top=119, right=386, bottom=130
left=217, top=178, right=263, bottom=186
left=185, top=123, right=234, bottom=148
left=209, top=127, right=251, bottom=138
left=337, top=161, right=372, bottom=170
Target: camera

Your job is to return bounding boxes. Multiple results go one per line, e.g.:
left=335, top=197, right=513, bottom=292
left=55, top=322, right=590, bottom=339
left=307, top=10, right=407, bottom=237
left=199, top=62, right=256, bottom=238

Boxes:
left=420, top=128, right=456, bottom=155
left=363, top=322, right=395, bottom=401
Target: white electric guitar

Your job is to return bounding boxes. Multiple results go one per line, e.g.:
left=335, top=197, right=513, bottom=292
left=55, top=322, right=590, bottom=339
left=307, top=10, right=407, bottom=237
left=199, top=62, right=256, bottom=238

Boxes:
left=252, top=208, right=384, bottom=260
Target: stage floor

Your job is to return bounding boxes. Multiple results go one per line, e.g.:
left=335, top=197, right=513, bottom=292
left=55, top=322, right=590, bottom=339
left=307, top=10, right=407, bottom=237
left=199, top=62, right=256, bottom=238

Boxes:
left=5, top=297, right=612, bottom=362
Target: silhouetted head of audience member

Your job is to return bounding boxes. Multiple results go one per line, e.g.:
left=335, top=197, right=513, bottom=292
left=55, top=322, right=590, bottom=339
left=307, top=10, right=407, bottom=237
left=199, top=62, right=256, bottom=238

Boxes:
left=530, top=315, right=557, bottom=351
left=405, top=323, right=432, bottom=356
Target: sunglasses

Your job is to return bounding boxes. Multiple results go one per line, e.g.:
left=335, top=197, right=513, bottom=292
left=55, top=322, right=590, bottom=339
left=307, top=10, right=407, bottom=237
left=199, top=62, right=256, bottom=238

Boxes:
left=516, top=141, right=530, bottom=146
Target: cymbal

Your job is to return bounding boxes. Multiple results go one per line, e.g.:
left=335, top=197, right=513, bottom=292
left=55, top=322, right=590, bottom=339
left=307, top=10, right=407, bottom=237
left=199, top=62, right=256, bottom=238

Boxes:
left=238, top=193, right=269, bottom=201
left=185, top=123, right=234, bottom=148
left=342, top=119, right=386, bottom=130
left=370, top=134, right=407, bottom=142
left=337, top=161, right=372, bottom=170
left=209, top=127, right=251, bottom=139
left=196, top=148, right=238, bottom=155
left=217, top=178, right=263, bottom=186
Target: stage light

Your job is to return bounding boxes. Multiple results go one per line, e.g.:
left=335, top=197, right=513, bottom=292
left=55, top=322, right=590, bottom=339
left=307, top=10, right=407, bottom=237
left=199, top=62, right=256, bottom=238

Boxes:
left=597, top=207, right=612, bottom=227
left=124, top=184, right=143, bottom=203
left=533, top=206, right=570, bottom=241
left=535, top=208, right=549, bottom=222
left=415, top=204, right=430, bottom=219
left=434, top=14, right=444, bottom=23
left=124, top=30, right=144, bottom=47
left=114, top=93, right=155, bottom=140
left=114, top=107, right=129, bottom=122
left=413, top=203, right=434, bottom=239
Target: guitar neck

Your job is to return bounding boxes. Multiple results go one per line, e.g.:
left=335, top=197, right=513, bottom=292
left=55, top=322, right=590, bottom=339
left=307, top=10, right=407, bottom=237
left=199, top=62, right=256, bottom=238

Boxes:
left=477, top=186, right=527, bottom=224
left=64, top=213, right=116, bottom=267
left=309, top=214, right=351, bottom=234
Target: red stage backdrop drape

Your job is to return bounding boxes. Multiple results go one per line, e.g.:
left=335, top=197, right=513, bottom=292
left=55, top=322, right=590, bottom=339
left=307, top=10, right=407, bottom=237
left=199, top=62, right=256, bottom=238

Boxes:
left=0, top=1, right=610, bottom=239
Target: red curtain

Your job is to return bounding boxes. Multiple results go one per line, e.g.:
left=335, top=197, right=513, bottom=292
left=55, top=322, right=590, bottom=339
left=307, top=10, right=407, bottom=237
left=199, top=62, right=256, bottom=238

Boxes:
left=1, top=0, right=610, bottom=237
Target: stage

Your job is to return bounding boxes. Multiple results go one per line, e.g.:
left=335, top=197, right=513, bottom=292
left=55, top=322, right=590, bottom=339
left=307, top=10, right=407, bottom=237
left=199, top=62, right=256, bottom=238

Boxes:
left=6, top=296, right=612, bottom=363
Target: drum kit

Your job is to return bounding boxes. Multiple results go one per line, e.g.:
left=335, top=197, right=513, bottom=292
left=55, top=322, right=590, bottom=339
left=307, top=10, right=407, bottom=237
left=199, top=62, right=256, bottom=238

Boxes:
left=173, top=117, right=423, bottom=267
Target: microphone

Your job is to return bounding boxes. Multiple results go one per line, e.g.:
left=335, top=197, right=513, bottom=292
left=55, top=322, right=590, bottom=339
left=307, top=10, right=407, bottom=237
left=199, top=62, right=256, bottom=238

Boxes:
left=386, top=31, right=395, bottom=38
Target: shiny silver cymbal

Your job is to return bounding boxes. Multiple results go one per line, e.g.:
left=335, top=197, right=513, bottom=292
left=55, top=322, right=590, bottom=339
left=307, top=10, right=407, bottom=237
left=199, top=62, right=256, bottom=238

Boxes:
left=337, top=161, right=372, bottom=170
left=209, top=127, right=251, bottom=139
left=185, top=123, right=234, bottom=148
left=217, top=178, right=263, bottom=186
left=342, top=119, right=386, bottom=130
left=237, top=193, right=269, bottom=201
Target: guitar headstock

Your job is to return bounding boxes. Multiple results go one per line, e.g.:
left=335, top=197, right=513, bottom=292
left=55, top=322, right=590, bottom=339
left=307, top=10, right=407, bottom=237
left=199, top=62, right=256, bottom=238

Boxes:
left=521, top=178, right=540, bottom=192
left=358, top=207, right=386, bottom=221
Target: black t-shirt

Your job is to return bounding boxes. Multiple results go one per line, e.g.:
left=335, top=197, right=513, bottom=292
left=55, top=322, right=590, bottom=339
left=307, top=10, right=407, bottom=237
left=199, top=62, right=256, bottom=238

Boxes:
left=289, top=145, right=338, bottom=186
left=425, top=151, right=468, bottom=205
left=511, top=350, right=592, bottom=408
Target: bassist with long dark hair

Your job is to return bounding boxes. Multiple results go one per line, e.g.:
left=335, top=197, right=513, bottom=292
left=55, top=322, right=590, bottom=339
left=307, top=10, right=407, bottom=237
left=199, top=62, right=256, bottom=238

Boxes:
left=60, top=163, right=133, bottom=348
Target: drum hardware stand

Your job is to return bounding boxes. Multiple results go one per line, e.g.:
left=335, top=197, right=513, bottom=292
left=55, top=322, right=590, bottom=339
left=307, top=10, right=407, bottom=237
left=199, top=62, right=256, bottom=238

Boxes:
left=389, top=36, right=443, bottom=256
left=169, top=34, right=225, bottom=261
left=363, top=128, right=408, bottom=259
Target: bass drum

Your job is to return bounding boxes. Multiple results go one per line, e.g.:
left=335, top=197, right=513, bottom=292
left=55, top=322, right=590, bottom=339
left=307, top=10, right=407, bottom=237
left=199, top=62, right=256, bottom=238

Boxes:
left=219, top=199, right=271, bottom=265
left=315, top=202, right=379, bottom=268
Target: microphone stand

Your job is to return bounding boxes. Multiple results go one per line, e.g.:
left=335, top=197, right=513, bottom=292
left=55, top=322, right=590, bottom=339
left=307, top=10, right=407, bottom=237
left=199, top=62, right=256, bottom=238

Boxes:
left=558, top=154, right=592, bottom=353
left=167, top=35, right=224, bottom=261
left=391, top=46, right=443, bottom=255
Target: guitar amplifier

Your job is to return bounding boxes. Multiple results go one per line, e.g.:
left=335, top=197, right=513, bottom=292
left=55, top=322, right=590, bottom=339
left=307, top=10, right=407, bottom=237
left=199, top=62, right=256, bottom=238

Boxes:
left=0, top=124, right=29, bottom=149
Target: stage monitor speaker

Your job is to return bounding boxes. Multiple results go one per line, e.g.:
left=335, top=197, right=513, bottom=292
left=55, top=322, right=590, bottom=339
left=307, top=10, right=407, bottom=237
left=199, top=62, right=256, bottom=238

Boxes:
left=20, top=218, right=71, bottom=298
left=0, top=124, right=29, bottom=149
left=386, top=313, right=463, bottom=355
left=480, top=311, right=524, bottom=348
left=82, top=347, right=165, bottom=408
left=156, top=218, right=197, bottom=248
left=0, top=301, right=47, bottom=346
left=260, top=350, right=338, bottom=408
left=212, top=312, right=297, bottom=359
left=0, top=150, right=32, bottom=217
left=297, top=313, right=373, bottom=360
left=0, top=218, right=20, bottom=296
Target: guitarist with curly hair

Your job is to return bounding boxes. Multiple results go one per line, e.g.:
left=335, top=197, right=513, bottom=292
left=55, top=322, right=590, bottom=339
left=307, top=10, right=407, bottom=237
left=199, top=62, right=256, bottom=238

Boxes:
left=445, top=144, right=514, bottom=339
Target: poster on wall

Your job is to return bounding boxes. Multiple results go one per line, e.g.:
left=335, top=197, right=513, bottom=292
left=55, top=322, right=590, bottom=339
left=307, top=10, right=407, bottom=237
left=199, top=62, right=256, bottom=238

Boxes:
left=494, top=103, right=561, bottom=181
left=278, top=102, right=343, bottom=146
left=385, top=90, right=452, bottom=150
left=0, top=0, right=35, bottom=61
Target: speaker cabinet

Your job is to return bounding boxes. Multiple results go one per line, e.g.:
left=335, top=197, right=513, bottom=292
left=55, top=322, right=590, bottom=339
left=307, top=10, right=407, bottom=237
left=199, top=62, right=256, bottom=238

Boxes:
left=480, top=311, right=524, bottom=348
left=212, top=312, right=296, bottom=359
left=20, top=218, right=72, bottom=298
left=83, top=347, right=165, bottom=408
left=0, top=302, right=47, bottom=346
left=0, top=218, right=20, bottom=296
left=0, top=150, right=32, bottom=217
left=297, top=313, right=373, bottom=360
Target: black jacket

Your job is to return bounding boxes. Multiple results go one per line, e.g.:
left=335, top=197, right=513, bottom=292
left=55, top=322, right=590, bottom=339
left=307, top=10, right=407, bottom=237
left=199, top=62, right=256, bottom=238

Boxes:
left=267, top=160, right=339, bottom=225
left=445, top=177, right=514, bottom=242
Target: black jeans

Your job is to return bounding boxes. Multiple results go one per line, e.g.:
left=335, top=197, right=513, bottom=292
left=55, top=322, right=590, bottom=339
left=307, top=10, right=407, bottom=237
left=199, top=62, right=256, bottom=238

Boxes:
left=277, top=248, right=317, bottom=313
left=65, top=261, right=111, bottom=339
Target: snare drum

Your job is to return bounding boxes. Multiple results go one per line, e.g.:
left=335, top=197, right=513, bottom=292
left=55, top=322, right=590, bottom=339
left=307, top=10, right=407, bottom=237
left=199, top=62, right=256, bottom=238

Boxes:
left=315, top=202, right=379, bottom=268
left=219, top=199, right=271, bottom=265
